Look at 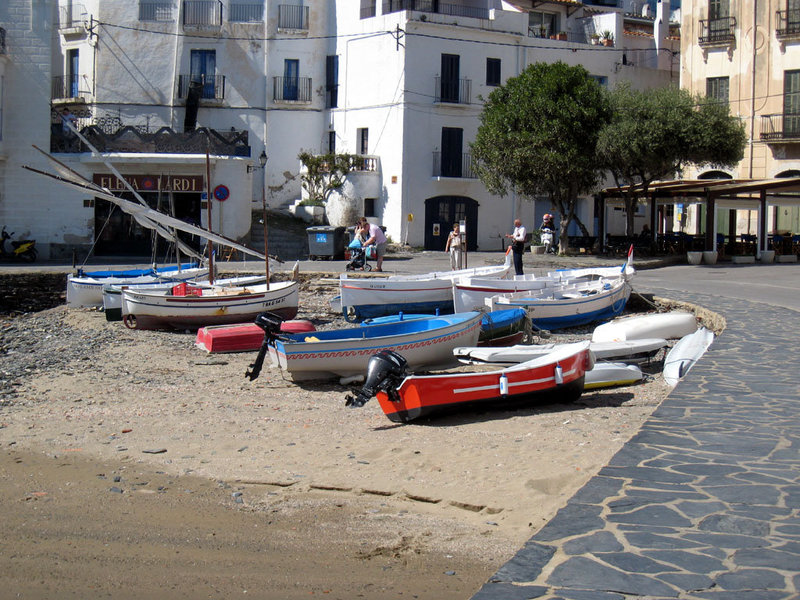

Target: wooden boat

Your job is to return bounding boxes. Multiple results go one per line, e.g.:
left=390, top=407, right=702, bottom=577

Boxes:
left=102, top=274, right=267, bottom=321
left=67, top=264, right=208, bottom=308
left=486, top=277, right=631, bottom=331
left=246, top=311, right=483, bottom=381
left=454, top=338, right=668, bottom=365
left=121, top=280, right=299, bottom=331
left=663, top=327, right=714, bottom=387
left=337, top=255, right=513, bottom=322
left=344, top=341, right=592, bottom=423
left=584, top=362, right=644, bottom=390
left=592, top=311, right=697, bottom=343
left=195, top=319, right=315, bottom=353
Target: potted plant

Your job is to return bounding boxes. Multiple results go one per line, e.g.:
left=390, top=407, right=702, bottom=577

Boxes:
left=590, top=33, right=600, bottom=45
left=556, top=31, right=568, bottom=41
left=529, top=229, right=546, bottom=254
left=600, top=30, right=614, bottom=46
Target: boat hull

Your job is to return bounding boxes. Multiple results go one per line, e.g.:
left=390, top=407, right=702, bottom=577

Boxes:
left=195, top=319, right=315, bottom=353
left=592, top=311, right=697, bottom=342
left=376, top=343, right=590, bottom=423
left=121, top=281, right=299, bottom=330
left=270, top=312, right=483, bottom=380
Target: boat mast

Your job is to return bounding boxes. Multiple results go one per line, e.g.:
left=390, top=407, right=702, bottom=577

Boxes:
left=206, top=149, right=214, bottom=285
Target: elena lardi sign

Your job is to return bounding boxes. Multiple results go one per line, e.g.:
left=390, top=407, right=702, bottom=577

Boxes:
left=92, top=174, right=204, bottom=192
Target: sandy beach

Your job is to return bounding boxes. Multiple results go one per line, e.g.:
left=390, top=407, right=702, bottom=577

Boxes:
left=0, top=275, right=717, bottom=599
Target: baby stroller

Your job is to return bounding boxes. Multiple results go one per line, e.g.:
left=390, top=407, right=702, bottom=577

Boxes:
left=346, top=237, right=372, bottom=271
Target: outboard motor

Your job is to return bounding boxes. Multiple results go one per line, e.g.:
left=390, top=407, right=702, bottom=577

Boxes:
left=345, top=350, right=408, bottom=408
left=245, top=312, right=285, bottom=381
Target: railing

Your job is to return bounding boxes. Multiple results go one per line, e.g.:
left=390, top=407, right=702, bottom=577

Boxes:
left=177, top=74, right=226, bottom=100
left=52, top=74, right=83, bottom=99
left=760, top=113, right=800, bottom=142
left=0, top=27, right=6, bottom=54
left=229, top=2, right=263, bottom=22
left=59, top=3, right=86, bottom=29
left=382, top=0, right=489, bottom=20
left=699, top=16, right=736, bottom=45
left=434, top=77, right=471, bottom=104
left=777, top=9, right=800, bottom=38
left=273, top=76, right=312, bottom=102
left=354, top=156, right=379, bottom=172
left=183, top=0, right=222, bottom=27
left=278, top=4, right=309, bottom=30
left=432, top=151, right=476, bottom=178
left=139, top=1, right=173, bottom=21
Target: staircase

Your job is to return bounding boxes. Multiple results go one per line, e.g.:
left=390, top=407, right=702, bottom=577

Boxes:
left=249, top=210, right=309, bottom=261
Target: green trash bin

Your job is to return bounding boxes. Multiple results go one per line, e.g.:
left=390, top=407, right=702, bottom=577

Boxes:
left=307, top=226, right=346, bottom=260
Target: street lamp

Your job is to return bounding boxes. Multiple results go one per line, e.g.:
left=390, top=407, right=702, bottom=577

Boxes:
left=248, top=150, right=269, bottom=286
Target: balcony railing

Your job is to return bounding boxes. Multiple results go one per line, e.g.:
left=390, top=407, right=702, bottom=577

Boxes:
left=52, top=75, right=83, bottom=99
left=382, top=0, right=489, bottom=20
left=139, top=1, right=173, bottom=21
left=760, top=113, right=800, bottom=143
left=432, top=151, right=476, bottom=178
left=434, top=77, right=471, bottom=105
left=777, top=9, right=800, bottom=38
left=278, top=4, right=309, bottom=30
left=183, top=0, right=222, bottom=27
left=273, top=76, right=312, bottom=102
left=699, top=16, right=736, bottom=45
left=59, top=3, right=87, bottom=29
left=229, top=2, right=263, bottom=22
left=177, top=74, right=226, bottom=100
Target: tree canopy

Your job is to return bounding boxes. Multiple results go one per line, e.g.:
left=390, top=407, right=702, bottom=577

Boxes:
left=471, top=61, right=612, bottom=252
left=298, top=152, right=364, bottom=206
left=596, top=83, right=747, bottom=237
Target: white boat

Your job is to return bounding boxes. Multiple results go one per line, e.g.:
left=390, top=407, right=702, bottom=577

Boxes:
left=663, top=327, right=714, bottom=387
left=337, top=255, right=513, bottom=322
left=592, top=311, right=697, bottom=343
left=247, top=311, right=483, bottom=381
left=120, top=280, right=299, bottom=330
left=454, top=338, right=668, bottom=365
left=584, top=362, right=644, bottom=390
left=102, top=274, right=268, bottom=321
left=486, top=277, right=631, bottom=331
left=67, top=264, right=209, bottom=308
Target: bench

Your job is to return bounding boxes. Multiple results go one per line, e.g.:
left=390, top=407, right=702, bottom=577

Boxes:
left=568, top=236, right=597, bottom=253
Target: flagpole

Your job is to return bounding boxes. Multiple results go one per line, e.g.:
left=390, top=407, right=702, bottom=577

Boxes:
left=206, top=149, right=214, bottom=285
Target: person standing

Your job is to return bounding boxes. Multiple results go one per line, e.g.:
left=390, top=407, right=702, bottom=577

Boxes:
left=359, top=217, right=388, bottom=272
left=445, top=222, right=463, bottom=270
left=505, top=218, right=526, bottom=275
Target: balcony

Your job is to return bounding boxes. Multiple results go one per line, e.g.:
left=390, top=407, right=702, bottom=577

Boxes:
left=58, top=3, right=88, bottom=33
left=382, top=0, right=489, bottom=20
left=760, top=113, right=800, bottom=143
left=177, top=74, right=226, bottom=101
left=699, top=16, right=736, bottom=46
left=229, top=2, right=263, bottom=22
left=139, top=1, right=173, bottom=21
left=183, top=0, right=222, bottom=28
left=434, top=77, right=471, bottom=105
left=273, top=76, right=312, bottom=103
left=278, top=4, right=309, bottom=30
left=777, top=9, right=800, bottom=40
left=432, top=151, right=476, bottom=179
left=52, top=75, right=85, bottom=100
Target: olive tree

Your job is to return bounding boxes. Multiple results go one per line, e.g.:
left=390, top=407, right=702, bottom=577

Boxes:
left=298, top=152, right=364, bottom=206
left=471, top=61, right=612, bottom=253
left=597, top=83, right=747, bottom=237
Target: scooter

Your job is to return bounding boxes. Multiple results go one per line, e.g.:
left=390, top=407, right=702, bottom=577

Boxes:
left=1, top=227, right=38, bottom=262
left=541, top=227, right=556, bottom=255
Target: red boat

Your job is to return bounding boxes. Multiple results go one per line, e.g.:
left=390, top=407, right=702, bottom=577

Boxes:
left=346, top=341, right=592, bottom=423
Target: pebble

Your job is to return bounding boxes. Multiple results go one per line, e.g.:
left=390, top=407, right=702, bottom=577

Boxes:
left=109, top=486, right=123, bottom=494
left=142, top=448, right=167, bottom=454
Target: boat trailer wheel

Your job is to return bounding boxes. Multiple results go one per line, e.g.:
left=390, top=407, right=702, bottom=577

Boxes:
left=123, top=314, right=138, bottom=329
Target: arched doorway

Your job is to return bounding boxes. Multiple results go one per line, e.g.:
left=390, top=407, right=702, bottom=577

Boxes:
left=424, top=196, right=479, bottom=251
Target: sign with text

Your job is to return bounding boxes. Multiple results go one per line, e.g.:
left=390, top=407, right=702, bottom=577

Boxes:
left=92, top=174, right=204, bottom=193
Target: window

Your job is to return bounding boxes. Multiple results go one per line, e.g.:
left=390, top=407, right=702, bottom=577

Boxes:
left=328, top=131, right=336, bottom=154
left=440, top=54, right=460, bottom=103
left=68, top=49, right=79, bottom=97
left=326, top=55, right=339, bottom=108
left=190, top=49, right=216, bottom=98
left=528, top=11, right=559, bottom=37
left=364, top=198, right=376, bottom=218
left=709, top=0, right=729, bottom=20
left=486, top=58, right=501, bottom=87
left=229, top=0, right=263, bottom=22
left=441, top=127, right=463, bottom=178
left=283, top=59, right=299, bottom=101
left=706, top=77, right=729, bottom=103
left=360, top=0, right=376, bottom=19
left=357, top=128, right=369, bottom=154
left=139, top=1, right=173, bottom=21
left=590, top=75, right=608, bottom=87
left=785, top=70, right=800, bottom=136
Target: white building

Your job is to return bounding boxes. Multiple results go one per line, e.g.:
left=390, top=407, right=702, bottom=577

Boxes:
left=0, top=0, right=679, bottom=259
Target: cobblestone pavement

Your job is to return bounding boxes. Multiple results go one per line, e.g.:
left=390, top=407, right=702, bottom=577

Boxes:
left=472, top=276, right=800, bottom=600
